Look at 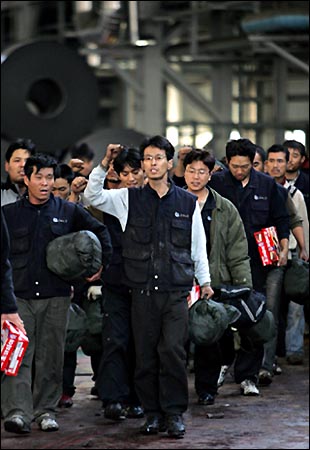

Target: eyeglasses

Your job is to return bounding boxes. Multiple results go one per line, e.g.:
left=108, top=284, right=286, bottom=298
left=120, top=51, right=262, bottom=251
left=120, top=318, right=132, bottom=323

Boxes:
left=185, top=168, right=209, bottom=176
left=143, top=155, right=167, bottom=162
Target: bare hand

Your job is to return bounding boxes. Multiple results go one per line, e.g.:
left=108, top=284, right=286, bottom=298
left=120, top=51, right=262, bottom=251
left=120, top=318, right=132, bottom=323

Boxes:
left=298, top=247, right=309, bottom=262
left=68, top=158, right=85, bottom=173
left=178, top=146, right=192, bottom=161
left=1, top=313, right=27, bottom=335
left=71, top=176, right=88, bottom=194
left=200, top=285, right=214, bottom=300
left=102, top=144, right=123, bottom=167
left=85, top=266, right=103, bottom=283
left=277, top=250, right=289, bottom=267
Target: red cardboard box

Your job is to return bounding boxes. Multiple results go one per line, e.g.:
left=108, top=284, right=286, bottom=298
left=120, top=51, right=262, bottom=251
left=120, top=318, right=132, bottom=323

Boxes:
left=1, top=320, right=20, bottom=371
left=254, top=226, right=280, bottom=266
left=187, top=285, right=201, bottom=309
left=1, top=320, right=29, bottom=376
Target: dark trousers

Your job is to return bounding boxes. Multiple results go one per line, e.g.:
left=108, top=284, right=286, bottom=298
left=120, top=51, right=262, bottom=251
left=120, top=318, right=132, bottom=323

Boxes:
left=63, top=350, right=101, bottom=397
left=95, top=287, right=139, bottom=406
left=194, top=328, right=236, bottom=396
left=234, top=334, right=264, bottom=384
left=194, top=342, right=221, bottom=396
left=131, top=289, right=189, bottom=416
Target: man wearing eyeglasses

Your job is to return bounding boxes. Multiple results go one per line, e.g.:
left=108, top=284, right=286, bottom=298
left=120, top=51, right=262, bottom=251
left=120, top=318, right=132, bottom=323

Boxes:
left=209, top=138, right=290, bottom=395
left=85, top=135, right=213, bottom=439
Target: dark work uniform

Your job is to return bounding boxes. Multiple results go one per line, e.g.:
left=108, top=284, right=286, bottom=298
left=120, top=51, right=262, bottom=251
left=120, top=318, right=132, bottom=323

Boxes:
left=122, top=183, right=197, bottom=416
left=95, top=212, right=140, bottom=407
left=1, top=194, right=112, bottom=425
left=209, top=168, right=289, bottom=291
left=1, top=209, right=18, bottom=314
left=209, top=168, right=290, bottom=383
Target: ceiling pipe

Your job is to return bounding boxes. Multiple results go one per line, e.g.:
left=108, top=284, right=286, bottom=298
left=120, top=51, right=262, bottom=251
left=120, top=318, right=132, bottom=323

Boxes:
left=129, top=1, right=139, bottom=45
left=241, top=14, right=309, bottom=33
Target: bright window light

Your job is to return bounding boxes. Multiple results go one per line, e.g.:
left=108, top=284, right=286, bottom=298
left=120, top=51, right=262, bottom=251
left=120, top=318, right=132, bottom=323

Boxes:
left=229, top=129, right=241, bottom=140
left=166, top=126, right=179, bottom=147
left=284, top=129, right=306, bottom=145
left=195, top=131, right=213, bottom=148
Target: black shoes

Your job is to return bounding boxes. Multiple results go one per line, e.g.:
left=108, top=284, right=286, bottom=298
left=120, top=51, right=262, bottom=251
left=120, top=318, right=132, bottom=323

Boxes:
left=140, top=415, right=167, bottom=435
left=104, top=402, right=126, bottom=421
left=125, top=405, right=144, bottom=419
left=4, top=415, right=31, bottom=434
left=104, top=402, right=144, bottom=420
left=198, top=393, right=215, bottom=405
left=166, top=414, right=186, bottom=439
left=140, top=414, right=185, bottom=438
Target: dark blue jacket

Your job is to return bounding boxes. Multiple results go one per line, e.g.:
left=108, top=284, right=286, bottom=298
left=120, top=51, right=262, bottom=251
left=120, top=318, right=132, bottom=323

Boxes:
left=2, top=195, right=112, bottom=300
left=1, top=210, right=18, bottom=313
left=209, top=168, right=290, bottom=267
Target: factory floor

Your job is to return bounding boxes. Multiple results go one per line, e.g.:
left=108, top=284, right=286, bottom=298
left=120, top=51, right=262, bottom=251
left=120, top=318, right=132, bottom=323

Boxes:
left=1, top=341, right=309, bottom=449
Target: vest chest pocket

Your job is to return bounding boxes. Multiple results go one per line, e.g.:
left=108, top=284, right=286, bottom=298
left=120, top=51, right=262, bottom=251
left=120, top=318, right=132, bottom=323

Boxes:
left=126, top=218, right=152, bottom=244
left=50, top=222, right=71, bottom=237
left=171, top=218, right=191, bottom=247
left=11, top=227, right=31, bottom=254
left=170, top=250, right=194, bottom=286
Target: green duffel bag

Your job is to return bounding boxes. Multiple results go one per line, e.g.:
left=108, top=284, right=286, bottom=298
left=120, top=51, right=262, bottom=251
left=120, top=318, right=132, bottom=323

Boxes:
left=189, top=299, right=240, bottom=346
left=283, top=258, right=309, bottom=305
left=46, top=230, right=102, bottom=281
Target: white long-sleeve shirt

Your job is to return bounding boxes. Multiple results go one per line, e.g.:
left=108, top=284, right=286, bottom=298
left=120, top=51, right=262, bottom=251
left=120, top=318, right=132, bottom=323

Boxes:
left=84, top=165, right=211, bottom=286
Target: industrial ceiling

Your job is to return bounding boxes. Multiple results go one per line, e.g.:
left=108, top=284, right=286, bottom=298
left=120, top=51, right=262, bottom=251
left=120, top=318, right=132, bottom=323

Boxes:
left=1, top=1, right=309, bottom=159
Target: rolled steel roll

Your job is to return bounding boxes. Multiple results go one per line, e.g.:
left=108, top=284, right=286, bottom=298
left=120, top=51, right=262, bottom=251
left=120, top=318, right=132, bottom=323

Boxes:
left=1, top=41, right=99, bottom=153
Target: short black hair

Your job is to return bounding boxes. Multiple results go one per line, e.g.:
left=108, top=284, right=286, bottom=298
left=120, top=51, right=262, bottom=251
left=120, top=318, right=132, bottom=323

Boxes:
left=255, top=145, right=267, bottom=163
left=226, top=138, right=257, bottom=163
left=24, top=154, right=57, bottom=180
left=54, top=164, right=75, bottom=184
left=5, top=138, right=36, bottom=162
left=282, top=140, right=306, bottom=158
left=266, top=144, right=290, bottom=162
left=140, top=135, right=175, bottom=161
left=183, top=148, right=215, bottom=172
left=70, top=143, right=95, bottom=161
left=113, top=147, right=142, bottom=175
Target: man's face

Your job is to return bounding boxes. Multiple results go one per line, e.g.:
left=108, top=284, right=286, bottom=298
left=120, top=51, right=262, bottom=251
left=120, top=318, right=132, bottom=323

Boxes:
left=52, top=177, right=71, bottom=199
left=24, top=167, right=54, bottom=205
left=253, top=153, right=265, bottom=173
left=228, top=156, right=252, bottom=182
left=142, top=146, right=173, bottom=181
left=5, top=149, right=31, bottom=184
left=184, top=161, right=211, bottom=192
left=286, top=147, right=305, bottom=173
left=265, top=152, right=287, bottom=181
left=119, top=164, right=144, bottom=188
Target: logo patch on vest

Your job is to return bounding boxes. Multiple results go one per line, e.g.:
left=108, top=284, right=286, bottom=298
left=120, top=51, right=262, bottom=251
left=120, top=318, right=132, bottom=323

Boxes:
left=253, top=195, right=267, bottom=201
left=52, top=217, right=68, bottom=223
left=175, top=211, right=189, bottom=218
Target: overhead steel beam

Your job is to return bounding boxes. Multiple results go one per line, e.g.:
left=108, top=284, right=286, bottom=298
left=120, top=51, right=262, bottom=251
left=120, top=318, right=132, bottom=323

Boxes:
left=162, top=63, right=223, bottom=123
left=104, top=56, right=144, bottom=96
left=263, top=40, right=309, bottom=74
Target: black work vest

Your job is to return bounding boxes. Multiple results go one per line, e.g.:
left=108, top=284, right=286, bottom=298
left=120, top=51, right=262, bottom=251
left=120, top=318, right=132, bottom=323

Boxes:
left=122, top=183, right=197, bottom=291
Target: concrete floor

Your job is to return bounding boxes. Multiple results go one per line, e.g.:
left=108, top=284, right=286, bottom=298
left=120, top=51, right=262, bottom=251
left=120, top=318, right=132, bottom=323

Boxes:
left=1, top=343, right=309, bottom=449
